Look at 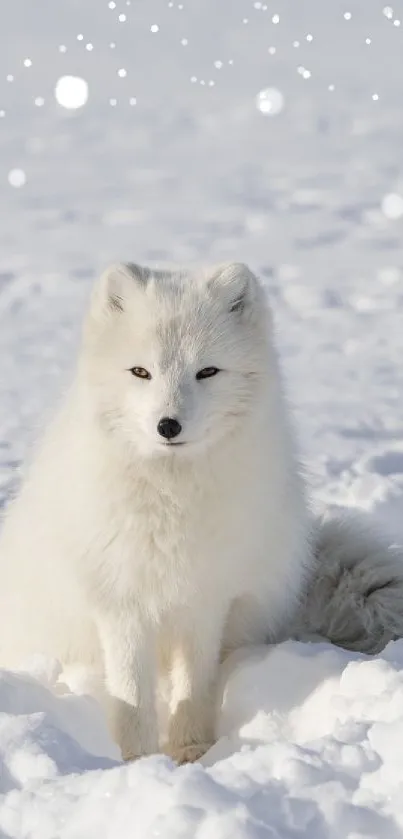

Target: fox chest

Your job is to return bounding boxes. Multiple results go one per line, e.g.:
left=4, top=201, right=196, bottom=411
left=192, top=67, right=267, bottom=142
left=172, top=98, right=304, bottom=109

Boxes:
left=88, top=470, right=268, bottom=617
left=92, top=487, right=224, bottom=613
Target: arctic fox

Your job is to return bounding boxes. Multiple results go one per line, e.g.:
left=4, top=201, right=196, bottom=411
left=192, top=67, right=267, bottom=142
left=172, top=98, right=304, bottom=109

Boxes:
left=0, top=262, right=402, bottom=763
left=0, top=262, right=310, bottom=761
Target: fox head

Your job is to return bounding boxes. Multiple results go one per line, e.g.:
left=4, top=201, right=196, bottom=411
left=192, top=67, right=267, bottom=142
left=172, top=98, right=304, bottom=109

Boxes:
left=81, top=262, right=272, bottom=457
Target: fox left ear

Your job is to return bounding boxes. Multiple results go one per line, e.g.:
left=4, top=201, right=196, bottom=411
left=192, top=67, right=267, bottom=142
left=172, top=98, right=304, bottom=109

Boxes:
left=91, top=262, right=149, bottom=317
left=208, top=262, right=259, bottom=314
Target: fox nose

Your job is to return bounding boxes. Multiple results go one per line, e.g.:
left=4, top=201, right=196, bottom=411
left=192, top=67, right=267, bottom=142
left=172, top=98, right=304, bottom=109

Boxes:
left=157, top=417, right=182, bottom=440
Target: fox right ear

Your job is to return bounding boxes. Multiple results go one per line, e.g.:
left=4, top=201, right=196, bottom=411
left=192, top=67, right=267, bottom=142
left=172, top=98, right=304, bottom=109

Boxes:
left=208, top=262, right=259, bottom=316
left=92, top=262, right=148, bottom=316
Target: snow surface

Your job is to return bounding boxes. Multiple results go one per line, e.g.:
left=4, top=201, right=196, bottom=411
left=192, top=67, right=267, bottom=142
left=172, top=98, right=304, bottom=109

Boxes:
left=1, top=0, right=403, bottom=836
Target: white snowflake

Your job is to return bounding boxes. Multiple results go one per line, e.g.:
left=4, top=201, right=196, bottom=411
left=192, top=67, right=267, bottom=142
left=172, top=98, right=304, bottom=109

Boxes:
left=55, top=76, right=89, bottom=109
left=8, top=169, right=26, bottom=188
left=256, top=87, right=284, bottom=115
left=382, top=193, right=403, bottom=218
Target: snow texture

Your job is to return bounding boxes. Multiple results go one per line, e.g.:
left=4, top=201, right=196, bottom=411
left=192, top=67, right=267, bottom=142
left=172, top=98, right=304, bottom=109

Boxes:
left=1, top=0, right=403, bottom=836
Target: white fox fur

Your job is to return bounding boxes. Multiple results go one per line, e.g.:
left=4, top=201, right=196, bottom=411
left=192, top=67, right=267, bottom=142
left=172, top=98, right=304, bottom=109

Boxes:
left=298, top=512, right=403, bottom=654
left=0, top=262, right=309, bottom=761
left=0, top=262, right=402, bottom=763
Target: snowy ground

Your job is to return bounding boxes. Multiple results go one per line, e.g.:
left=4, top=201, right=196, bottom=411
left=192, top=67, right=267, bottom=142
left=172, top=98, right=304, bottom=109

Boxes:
left=1, top=1, right=403, bottom=836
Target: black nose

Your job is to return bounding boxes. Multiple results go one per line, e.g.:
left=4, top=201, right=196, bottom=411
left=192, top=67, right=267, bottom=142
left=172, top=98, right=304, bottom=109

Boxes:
left=157, top=417, right=182, bottom=440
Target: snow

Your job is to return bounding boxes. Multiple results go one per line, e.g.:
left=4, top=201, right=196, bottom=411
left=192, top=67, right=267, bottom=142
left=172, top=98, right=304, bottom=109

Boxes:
left=1, top=0, right=403, bottom=836
left=7, top=169, right=26, bottom=189
left=2, top=643, right=403, bottom=837
left=54, top=76, right=89, bottom=110
left=256, top=88, right=284, bottom=116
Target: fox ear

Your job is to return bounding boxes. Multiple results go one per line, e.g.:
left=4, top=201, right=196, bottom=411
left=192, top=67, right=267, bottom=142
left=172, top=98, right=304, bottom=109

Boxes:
left=93, top=262, right=149, bottom=315
left=208, top=262, right=259, bottom=314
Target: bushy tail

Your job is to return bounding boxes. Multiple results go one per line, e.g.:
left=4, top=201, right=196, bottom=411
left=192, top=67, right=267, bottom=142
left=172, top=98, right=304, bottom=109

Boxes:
left=297, top=512, right=403, bottom=654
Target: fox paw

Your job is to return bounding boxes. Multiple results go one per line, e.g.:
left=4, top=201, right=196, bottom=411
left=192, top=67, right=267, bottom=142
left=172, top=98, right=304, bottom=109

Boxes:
left=122, top=751, right=143, bottom=762
left=166, top=742, right=213, bottom=764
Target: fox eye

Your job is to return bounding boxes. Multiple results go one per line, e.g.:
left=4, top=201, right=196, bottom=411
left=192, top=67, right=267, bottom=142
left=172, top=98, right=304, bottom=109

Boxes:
left=129, top=367, right=152, bottom=380
left=196, top=367, right=220, bottom=380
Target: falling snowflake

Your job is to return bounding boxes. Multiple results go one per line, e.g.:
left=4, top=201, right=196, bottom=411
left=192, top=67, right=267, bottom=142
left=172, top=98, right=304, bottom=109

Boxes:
left=58, top=45, right=67, bottom=53
left=297, top=66, right=311, bottom=79
left=382, top=193, right=403, bottom=218
left=86, top=43, right=94, bottom=51
left=34, top=97, right=45, bottom=107
left=272, top=14, right=280, bottom=24
left=150, top=24, right=159, bottom=33
left=23, top=59, right=32, bottom=68
left=383, top=6, right=393, bottom=19
left=8, top=169, right=26, bottom=188
left=256, top=87, right=284, bottom=115
left=55, top=76, right=89, bottom=109
left=306, top=34, right=313, bottom=41
left=343, top=12, right=352, bottom=20
left=365, top=38, right=372, bottom=44
left=181, top=38, right=188, bottom=46
left=118, top=14, right=126, bottom=22
left=118, top=68, right=127, bottom=77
